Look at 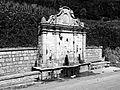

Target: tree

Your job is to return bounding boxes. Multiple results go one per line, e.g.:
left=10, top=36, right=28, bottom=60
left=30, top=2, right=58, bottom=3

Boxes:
left=0, top=0, right=58, bottom=47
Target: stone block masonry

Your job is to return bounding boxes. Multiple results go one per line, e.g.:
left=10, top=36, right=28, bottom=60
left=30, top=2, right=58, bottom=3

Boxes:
left=85, top=46, right=103, bottom=63
left=0, top=47, right=38, bottom=76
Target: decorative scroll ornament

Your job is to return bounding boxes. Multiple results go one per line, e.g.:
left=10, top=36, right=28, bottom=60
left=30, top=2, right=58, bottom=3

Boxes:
left=41, top=6, right=84, bottom=27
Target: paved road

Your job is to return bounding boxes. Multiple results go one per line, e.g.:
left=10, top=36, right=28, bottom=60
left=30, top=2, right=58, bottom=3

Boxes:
left=19, top=72, right=120, bottom=90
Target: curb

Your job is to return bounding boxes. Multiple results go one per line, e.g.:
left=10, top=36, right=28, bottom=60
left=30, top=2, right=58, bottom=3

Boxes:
left=0, top=71, right=41, bottom=90
left=1, top=70, right=120, bottom=90
left=0, top=71, right=40, bottom=81
left=0, top=81, right=42, bottom=90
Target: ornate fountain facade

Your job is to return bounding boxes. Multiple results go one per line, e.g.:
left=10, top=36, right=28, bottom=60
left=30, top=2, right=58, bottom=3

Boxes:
left=38, top=6, right=86, bottom=68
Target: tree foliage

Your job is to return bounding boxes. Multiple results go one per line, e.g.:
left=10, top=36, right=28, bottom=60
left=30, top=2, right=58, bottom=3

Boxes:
left=13, top=0, right=120, bottom=20
left=0, top=0, right=58, bottom=47
left=83, top=20, right=120, bottom=48
left=1, top=0, right=120, bottom=49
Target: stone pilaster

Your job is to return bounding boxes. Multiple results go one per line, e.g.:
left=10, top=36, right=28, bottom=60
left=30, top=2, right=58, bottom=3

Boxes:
left=42, top=30, right=47, bottom=67
left=82, top=33, right=86, bottom=62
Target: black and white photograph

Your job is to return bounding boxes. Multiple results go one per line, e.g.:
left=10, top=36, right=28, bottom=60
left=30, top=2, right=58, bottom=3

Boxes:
left=0, top=0, right=120, bottom=90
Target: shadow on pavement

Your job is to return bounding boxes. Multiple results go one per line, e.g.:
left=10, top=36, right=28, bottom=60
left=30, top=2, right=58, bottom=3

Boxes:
left=35, top=71, right=99, bottom=83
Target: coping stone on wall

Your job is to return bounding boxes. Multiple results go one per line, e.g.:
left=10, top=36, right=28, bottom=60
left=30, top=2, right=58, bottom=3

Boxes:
left=86, top=46, right=103, bottom=49
left=0, top=47, right=37, bottom=52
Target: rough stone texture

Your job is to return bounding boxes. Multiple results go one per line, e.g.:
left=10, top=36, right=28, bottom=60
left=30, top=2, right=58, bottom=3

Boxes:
left=0, top=47, right=38, bottom=76
left=0, top=71, right=40, bottom=89
left=38, top=29, right=86, bottom=68
left=39, top=6, right=86, bottom=68
left=80, top=65, right=89, bottom=73
left=85, top=46, right=103, bottom=63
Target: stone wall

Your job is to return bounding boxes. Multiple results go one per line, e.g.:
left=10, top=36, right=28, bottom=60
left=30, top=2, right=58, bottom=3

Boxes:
left=0, top=47, right=38, bottom=76
left=85, top=46, right=103, bottom=63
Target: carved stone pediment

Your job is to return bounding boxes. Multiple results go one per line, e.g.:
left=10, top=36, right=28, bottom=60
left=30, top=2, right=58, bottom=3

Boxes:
left=41, top=6, right=84, bottom=27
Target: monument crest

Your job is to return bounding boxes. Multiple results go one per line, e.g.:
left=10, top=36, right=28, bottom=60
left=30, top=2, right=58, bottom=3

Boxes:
left=41, top=6, right=84, bottom=27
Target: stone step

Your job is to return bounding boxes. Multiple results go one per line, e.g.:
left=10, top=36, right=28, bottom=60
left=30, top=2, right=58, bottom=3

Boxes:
left=0, top=81, right=42, bottom=90
left=0, top=71, right=41, bottom=89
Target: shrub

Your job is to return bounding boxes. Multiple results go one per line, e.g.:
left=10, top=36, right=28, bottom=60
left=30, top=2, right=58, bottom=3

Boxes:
left=103, top=47, right=120, bottom=64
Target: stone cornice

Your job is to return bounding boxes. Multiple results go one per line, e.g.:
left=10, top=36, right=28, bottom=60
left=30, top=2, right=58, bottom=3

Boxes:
left=39, top=23, right=86, bottom=33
